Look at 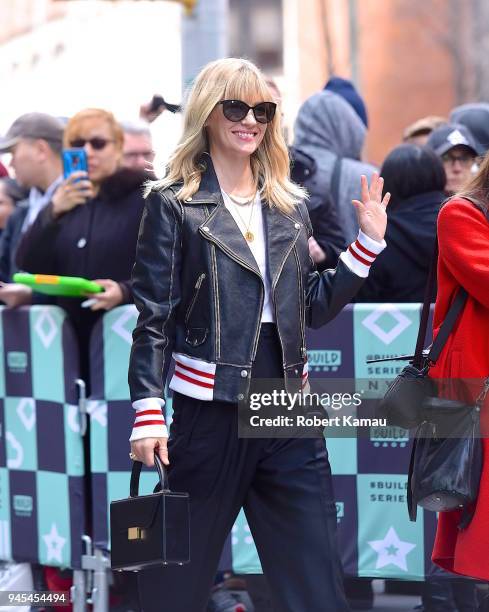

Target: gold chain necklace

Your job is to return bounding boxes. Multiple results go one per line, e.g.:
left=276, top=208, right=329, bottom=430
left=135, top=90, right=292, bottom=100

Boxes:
left=225, top=191, right=257, bottom=242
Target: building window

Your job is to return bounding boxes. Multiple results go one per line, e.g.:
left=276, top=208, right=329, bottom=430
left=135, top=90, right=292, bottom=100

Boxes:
left=229, top=0, right=283, bottom=73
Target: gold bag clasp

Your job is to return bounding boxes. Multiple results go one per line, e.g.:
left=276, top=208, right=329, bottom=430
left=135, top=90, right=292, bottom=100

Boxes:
left=128, top=527, right=146, bottom=540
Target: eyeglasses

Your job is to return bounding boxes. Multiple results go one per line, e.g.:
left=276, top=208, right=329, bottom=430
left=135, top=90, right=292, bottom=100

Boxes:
left=441, top=152, right=475, bottom=167
left=219, top=100, right=277, bottom=124
left=70, top=137, right=114, bottom=150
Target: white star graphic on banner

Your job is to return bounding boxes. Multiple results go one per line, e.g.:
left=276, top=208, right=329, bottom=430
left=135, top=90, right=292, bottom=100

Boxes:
left=42, top=523, right=67, bottom=564
left=368, top=526, right=416, bottom=571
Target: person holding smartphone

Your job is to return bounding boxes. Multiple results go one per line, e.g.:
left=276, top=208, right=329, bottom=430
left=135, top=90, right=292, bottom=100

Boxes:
left=15, top=108, right=148, bottom=383
left=128, top=57, right=390, bottom=612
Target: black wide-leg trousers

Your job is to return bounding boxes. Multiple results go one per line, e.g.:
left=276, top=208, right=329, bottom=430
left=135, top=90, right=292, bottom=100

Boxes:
left=137, top=324, right=350, bottom=612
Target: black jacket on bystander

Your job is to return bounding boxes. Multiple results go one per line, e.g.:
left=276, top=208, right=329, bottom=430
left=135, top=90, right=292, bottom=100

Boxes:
left=354, top=190, right=445, bottom=303
left=15, top=167, right=147, bottom=381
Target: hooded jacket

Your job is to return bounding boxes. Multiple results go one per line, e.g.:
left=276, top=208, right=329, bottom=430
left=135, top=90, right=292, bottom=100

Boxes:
left=293, top=91, right=377, bottom=245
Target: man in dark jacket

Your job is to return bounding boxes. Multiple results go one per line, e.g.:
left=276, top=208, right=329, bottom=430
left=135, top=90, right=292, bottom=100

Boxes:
left=0, top=113, right=63, bottom=286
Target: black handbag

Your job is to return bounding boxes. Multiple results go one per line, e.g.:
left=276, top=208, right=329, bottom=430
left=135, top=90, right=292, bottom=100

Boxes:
left=110, top=453, right=190, bottom=571
left=407, top=382, right=487, bottom=529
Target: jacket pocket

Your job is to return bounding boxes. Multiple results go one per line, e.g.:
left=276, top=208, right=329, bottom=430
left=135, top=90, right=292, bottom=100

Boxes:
left=185, top=327, right=209, bottom=347
left=185, top=273, right=206, bottom=325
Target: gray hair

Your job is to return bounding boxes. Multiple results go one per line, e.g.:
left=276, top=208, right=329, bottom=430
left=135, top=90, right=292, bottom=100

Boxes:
left=120, top=120, right=152, bottom=138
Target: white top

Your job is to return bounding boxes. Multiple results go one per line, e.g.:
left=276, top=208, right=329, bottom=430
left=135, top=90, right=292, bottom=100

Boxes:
left=221, top=190, right=274, bottom=322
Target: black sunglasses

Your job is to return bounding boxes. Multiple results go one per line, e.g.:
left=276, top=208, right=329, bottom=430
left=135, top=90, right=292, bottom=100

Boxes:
left=69, top=137, right=114, bottom=150
left=219, top=100, right=277, bottom=124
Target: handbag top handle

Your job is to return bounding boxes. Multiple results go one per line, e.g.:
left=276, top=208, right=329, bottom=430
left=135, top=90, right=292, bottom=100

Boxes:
left=130, top=452, right=169, bottom=497
left=413, top=237, right=467, bottom=369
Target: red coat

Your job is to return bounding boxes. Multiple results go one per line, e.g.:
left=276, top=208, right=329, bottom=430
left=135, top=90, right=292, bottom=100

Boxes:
left=429, top=198, right=489, bottom=580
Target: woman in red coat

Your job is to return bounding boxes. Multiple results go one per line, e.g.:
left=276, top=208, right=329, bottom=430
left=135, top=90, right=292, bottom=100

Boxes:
left=430, top=155, right=489, bottom=580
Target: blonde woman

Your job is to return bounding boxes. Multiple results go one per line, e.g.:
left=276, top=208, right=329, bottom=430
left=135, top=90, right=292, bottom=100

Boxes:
left=128, top=58, right=390, bottom=612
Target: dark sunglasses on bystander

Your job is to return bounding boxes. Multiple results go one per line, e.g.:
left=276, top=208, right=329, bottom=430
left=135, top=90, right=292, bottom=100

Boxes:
left=219, top=100, right=277, bottom=124
left=70, top=137, right=114, bottom=150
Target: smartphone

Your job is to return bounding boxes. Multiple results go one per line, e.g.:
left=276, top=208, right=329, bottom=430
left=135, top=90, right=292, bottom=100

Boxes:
left=62, top=148, right=88, bottom=180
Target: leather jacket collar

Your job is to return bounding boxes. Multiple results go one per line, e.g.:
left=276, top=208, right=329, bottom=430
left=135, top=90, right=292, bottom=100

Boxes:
left=188, top=152, right=302, bottom=284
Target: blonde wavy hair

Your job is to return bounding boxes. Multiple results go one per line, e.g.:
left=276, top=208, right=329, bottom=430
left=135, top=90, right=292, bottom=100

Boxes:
left=151, top=58, right=305, bottom=213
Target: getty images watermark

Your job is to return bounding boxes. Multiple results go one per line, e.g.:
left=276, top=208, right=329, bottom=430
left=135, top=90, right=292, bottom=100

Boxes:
left=237, top=378, right=388, bottom=438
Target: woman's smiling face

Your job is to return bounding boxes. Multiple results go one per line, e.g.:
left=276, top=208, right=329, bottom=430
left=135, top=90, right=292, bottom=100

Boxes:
left=205, top=99, right=268, bottom=159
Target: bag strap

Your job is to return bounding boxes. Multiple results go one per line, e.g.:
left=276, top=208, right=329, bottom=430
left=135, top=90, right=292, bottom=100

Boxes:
left=130, top=452, right=169, bottom=497
left=427, top=288, right=467, bottom=364
left=407, top=436, right=418, bottom=522
left=412, top=237, right=468, bottom=368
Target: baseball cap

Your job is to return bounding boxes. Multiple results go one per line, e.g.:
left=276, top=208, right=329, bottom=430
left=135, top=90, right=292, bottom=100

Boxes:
left=427, top=123, right=479, bottom=157
left=450, top=103, right=489, bottom=155
left=0, top=113, right=64, bottom=153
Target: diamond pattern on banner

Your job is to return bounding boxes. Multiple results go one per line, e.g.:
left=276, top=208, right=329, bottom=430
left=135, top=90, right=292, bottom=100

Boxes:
left=353, top=303, right=421, bottom=398
left=6, top=398, right=37, bottom=472
left=33, top=308, right=59, bottom=349
left=16, top=399, right=35, bottom=432
left=87, top=400, right=108, bottom=428
left=103, top=306, right=138, bottom=400
left=110, top=305, right=138, bottom=345
left=361, top=306, right=412, bottom=345
left=0, top=307, right=84, bottom=568
left=30, top=307, right=64, bottom=404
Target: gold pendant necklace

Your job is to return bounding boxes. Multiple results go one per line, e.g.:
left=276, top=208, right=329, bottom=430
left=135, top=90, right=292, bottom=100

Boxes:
left=225, top=191, right=257, bottom=242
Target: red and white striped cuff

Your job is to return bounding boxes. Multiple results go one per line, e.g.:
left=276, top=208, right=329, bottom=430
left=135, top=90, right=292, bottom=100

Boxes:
left=169, top=353, right=216, bottom=401
left=129, top=397, right=168, bottom=441
left=340, top=230, right=386, bottom=278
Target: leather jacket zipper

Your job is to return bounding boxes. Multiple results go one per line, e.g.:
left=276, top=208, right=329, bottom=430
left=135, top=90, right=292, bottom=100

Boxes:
left=251, top=285, right=265, bottom=362
left=209, top=245, right=221, bottom=360
left=293, top=246, right=307, bottom=358
left=270, top=223, right=301, bottom=369
left=185, top=272, right=206, bottom=324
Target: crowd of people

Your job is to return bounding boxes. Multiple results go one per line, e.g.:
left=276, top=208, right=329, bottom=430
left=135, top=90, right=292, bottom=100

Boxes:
left=1, top=65, right=489, bottom=611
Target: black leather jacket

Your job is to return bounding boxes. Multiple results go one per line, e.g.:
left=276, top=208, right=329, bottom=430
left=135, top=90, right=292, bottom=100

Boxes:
left=128, top=154, right=365, bottom=404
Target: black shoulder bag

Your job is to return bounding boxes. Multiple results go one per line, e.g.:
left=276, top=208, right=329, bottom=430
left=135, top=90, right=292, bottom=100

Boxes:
left=370, top=240, right=488, bottom=529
